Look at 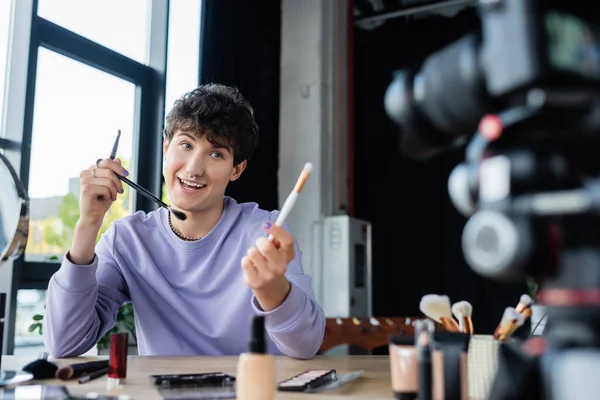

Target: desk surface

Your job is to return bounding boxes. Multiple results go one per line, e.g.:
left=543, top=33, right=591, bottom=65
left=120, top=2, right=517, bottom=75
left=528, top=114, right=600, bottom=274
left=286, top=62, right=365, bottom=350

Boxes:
left=1, top=355, right=394, bottom=399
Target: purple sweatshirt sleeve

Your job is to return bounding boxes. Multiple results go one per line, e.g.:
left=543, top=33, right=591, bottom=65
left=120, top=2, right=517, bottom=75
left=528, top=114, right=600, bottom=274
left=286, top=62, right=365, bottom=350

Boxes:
left=43, top=224, right=129, bottom=358
left=251, top=221, right=326, bottom=359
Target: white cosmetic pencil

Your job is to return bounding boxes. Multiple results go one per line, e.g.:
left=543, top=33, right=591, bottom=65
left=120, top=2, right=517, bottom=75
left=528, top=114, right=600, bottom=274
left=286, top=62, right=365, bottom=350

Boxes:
left=268, top=162, right=313, bottom=241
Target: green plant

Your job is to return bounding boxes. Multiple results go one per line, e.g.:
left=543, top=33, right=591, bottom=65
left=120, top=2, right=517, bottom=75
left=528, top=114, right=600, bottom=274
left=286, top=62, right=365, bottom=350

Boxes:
left=29, top=313, right=44, bottom=334
left=28, top=303, right=137, bottom=350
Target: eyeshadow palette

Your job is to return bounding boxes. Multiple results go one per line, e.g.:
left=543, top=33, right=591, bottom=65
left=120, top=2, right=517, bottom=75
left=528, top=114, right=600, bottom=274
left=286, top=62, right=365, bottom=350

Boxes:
left=277, top=369, right=337, bottom=392
left=150, top=372, right=235, bottom=387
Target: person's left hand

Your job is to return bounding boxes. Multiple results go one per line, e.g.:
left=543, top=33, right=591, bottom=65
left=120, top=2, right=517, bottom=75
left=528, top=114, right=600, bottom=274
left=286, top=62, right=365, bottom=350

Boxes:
left=241, top=222, right=294, bottom=310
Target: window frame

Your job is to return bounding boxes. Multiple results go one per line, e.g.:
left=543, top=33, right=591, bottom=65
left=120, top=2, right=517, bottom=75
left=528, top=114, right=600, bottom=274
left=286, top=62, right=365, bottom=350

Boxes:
left=4, top=0, right=169, bottom=353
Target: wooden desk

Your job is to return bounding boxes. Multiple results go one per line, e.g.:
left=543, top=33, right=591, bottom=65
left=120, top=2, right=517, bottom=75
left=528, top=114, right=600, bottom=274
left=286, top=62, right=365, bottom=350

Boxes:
left=1, top=355, right=395, bottom=399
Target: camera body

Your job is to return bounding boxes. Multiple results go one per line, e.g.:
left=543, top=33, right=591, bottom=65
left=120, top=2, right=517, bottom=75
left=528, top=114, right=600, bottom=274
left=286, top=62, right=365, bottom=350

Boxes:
left=385, top=0, right=600, bottom=283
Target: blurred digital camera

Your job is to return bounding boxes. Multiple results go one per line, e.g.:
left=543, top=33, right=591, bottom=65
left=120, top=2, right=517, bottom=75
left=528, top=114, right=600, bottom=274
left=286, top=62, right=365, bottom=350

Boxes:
left=385, top=0, right=600, bottom=283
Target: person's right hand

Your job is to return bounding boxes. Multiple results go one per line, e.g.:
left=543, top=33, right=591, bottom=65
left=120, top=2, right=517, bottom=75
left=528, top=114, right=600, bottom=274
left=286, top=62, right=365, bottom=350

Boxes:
left=78, top=158, right=128, bottom=227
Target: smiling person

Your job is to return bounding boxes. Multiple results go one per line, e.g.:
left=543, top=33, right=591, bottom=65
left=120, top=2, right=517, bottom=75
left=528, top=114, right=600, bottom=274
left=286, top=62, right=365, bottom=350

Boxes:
left=42, top=84, right=326, bottom=359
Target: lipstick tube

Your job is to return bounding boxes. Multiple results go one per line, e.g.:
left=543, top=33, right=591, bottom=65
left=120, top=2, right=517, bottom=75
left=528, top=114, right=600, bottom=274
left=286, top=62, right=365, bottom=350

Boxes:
left=108, top=332, right=128, bottom=386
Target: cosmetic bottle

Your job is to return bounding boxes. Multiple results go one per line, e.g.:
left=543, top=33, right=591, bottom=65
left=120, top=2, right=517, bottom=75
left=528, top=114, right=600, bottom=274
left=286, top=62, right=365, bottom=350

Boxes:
left=236, top=315, right=275, bottom=400
left=388, top=335, right=418, bottom=399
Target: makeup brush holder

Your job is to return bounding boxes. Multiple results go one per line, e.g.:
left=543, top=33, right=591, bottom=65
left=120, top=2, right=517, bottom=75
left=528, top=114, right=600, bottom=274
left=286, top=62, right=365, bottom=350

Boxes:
left=468, top=334, right=517, bottom=400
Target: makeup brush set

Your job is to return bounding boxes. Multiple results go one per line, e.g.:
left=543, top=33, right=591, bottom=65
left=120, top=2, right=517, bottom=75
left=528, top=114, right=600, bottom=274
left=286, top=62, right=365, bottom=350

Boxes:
left=413, top=293, right=536, bottom=399
left=418, top=293, right=533, bottom=341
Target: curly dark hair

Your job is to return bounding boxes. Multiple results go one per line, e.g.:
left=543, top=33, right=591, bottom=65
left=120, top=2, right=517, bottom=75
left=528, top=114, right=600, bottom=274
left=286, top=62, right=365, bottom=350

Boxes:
left=164, top=84, right=259, bottom=166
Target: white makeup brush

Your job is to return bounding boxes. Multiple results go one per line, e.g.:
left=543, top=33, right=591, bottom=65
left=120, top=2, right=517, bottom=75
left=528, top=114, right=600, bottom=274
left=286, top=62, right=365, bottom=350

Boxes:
left=502, top=307, right=532, bottom=340
left=515, top=294, right=532, bottom=314
left=493, top=307, right=522, bottom=340
left=451, top=301, right=474, bottom=334
left=268, top=162, right=313, bottom=241
left=499, top=311, right=525, bottom=341
left=419, top=294, right=460, bottom=332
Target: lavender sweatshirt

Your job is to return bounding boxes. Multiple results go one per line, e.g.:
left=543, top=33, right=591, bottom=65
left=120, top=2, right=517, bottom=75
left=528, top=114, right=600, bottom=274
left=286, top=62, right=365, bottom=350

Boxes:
left=42, top=197, right=326, bottom=359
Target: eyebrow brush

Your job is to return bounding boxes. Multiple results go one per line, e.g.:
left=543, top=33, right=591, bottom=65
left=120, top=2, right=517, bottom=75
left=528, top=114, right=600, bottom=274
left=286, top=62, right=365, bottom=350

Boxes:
left=121, top=174, right=187, bottom=220
left=102, top=130, right=187, bottom=221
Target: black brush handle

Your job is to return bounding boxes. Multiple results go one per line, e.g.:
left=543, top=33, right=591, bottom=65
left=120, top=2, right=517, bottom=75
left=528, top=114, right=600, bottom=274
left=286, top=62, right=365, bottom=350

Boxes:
left=78, top=367, right=109, bottom=384
left=116, top=174, right=186, bottom=220
left=71, top=359, right=109, bottom=375
left=118, top=174, right=169, bottom=209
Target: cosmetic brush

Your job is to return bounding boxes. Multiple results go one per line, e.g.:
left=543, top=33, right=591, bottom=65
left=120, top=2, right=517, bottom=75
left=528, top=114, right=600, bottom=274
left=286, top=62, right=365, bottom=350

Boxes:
left=502, top=307, right=533, bottom=340
left=493, top=307, right=523, bottom=340
left=493, top=307, right=517, bottom=339
left=515, top=294, right=532, bottom=314
left=419, top=294, right=460, bottom=332
left=56, top=359, right=109, bottom=380
left=78, top=367, right=109, bottom=384
left=268, top=162, right=313, bottom=241
left=119, top=173, right=186, bottom=221
left=101, top=131, right=187, bottom=221
left=451, top=301, right=474, bottom=334
left=499, top=311, right=526, bottom=341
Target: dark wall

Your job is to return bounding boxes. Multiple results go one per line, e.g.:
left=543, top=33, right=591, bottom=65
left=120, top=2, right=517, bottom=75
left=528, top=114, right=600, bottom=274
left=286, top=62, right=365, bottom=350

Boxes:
left=353, top=10, right=528, bottom=334
left=199, top=0, right=281, bottom=211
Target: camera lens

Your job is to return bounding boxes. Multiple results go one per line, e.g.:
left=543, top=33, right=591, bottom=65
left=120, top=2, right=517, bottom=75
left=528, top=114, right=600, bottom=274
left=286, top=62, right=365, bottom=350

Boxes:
left=384, top=69, right=451, bottom=159
left=462, top=210, right=534, bottom=281
left=385, top=34, right=490, bottom=159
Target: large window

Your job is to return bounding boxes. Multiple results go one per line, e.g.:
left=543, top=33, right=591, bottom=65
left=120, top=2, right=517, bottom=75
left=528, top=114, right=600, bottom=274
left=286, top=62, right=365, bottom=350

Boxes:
left=25, top=49, right=136, bottom=262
